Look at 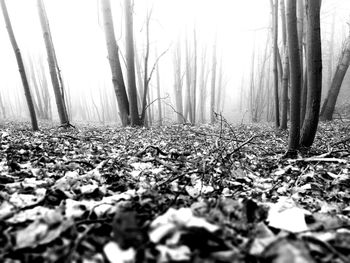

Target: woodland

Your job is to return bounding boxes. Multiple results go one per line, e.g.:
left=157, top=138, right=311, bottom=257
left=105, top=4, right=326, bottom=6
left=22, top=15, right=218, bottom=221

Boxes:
left=0, top=0, right=350, bottom=262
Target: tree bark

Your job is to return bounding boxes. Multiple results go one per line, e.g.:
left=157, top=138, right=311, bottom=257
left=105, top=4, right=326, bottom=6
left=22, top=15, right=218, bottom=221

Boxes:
left=1, top=0, right=38, bottom=131
left=300, top=0, right=322, bottom=147
left=37, top=0, right=68, bottom=125
left=155, top=50, right=162, bottom=126
left=320, top=38, right=350, bottom=121
left=297, top=0, right=305, bottom=125
left=286, top=0, right=301, bottom=152
left=101, top=0, right=130, bottom=126
left=271, top=0, right=280, bottom=128
left=124, top=0, right=140, bottom=126
left=173, top=40, right=184, bottom=123
left=192, top=28, right=198, bottom=123
left=210, top=37, right=217, bottom=123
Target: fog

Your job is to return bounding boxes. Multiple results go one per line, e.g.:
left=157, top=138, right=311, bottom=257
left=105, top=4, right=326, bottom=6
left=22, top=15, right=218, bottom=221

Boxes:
left=0, top=0, right=349, bottom=124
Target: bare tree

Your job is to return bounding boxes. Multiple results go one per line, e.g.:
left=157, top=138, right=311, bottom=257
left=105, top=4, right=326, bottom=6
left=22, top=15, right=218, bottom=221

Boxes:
left=271, top=0, right=280, bottom=128
left=1, top=0, right=38, bottom=130
left=280, top=0, right=289, bottom=129
left=320, top=36, right=350, bottom=121
left=124, top=0, right=140, bottom=126
left=299, top=0, right=322, bottom=146
left=210, top=36, right=217, bottom=123
left=37, top=0, right=69, bottom=125
left=286, top=0, right=301, bottom=153
left=173, top=39, right=184, bottom=123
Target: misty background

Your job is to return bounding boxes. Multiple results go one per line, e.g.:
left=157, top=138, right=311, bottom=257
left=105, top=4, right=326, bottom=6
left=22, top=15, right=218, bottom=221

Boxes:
left=0, top=0, right=349, bottom=124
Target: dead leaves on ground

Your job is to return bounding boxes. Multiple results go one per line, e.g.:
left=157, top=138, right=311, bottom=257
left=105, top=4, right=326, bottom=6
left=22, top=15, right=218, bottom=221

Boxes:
left=0, top=121, right=350, bottom=262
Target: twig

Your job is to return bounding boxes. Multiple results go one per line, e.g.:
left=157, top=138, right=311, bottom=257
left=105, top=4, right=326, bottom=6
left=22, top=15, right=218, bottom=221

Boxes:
left=228, top=135, right=260, bottom=155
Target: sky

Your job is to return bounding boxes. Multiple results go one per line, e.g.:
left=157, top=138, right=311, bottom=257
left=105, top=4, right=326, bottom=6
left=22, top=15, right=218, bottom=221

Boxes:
left=0, top=0, right=350, bottom=123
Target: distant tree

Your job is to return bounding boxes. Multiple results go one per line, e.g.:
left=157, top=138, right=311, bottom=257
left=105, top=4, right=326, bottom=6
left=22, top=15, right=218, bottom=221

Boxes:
left=155, top=49, right=162, bottom=126
left=299, top=0, right=322, bottom=147
left=198, top=46, right=207, bottom=123
left=173, top=40, right=184, bottom=123
left=191, top=28, right=198, bottom=123
left=286, top=0, right=301, bottom=153
left=210, top=36, right=217, bottom=123
left=320, top=35, right=350, bottom=121
left=124, top=0, right=140, bottom=126
left=184, top=35, right=193, bottom=123
left=270, top=0, right=280, bottom=128
left=101, top=0, right=129, bottom=126
left=1, top=0, right=38, bottom=131
left=37, top=0, right=69, bottom=125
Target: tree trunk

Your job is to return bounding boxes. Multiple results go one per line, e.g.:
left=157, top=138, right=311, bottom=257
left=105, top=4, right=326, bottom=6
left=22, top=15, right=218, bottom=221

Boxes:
left=140, top=9, right=151, bottom=124
left=1, top=0, right=38, bottom=131
left=286, top=0, right=301, bottom=153
left=124, top=0, right=140, bottom=126
left=101, top=0, right=130, bottom=126
left=192, top=28, right=198, bottom=123
left=173, top=40, right=184, bottom=123
left=320, top=39, right=350, bottom=121
left=210, top=37, right=217, bottom=123
left=37, top=0, right=68, bottom=125
left=155, top=50, right=162, bottom=126
left=198, top=46, right=207, bottom=123
left=297, top=0, right=305, bottom=126
left=300, top=0, right=322, bottom=147
left=184, top=36, right=193, bottom=123
left=270, top=0, right=280, bottom=128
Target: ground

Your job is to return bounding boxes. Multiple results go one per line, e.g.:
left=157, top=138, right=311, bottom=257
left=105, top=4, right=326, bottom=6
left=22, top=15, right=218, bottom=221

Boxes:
left=0, top=120, right=349, bottom=263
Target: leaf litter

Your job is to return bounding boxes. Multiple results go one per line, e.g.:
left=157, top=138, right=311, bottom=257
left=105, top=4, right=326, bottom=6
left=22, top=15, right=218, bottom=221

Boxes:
left=0, top=120, right=350, bottom=262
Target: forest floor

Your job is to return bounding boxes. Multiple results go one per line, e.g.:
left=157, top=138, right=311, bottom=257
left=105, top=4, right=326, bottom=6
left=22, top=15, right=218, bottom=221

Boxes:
left=0, top=119, right=350, bottom=263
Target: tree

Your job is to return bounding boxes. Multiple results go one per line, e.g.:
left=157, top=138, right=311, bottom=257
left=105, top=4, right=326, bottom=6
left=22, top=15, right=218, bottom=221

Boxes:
left=184, top=35, right=193, bottom=123
left=320, top=36, right=350, bottom=121
left=299, top=0, right=322, bottom=147
left=155, top=49, right=162, bottom=126
left=297, top=0, right=306, bottom=125
left=1, top=0, right=38, bottom=131
left=270, top=0, right=280, bottom=128
left=280, top=0, right=289, bottom=129
left=37, top=0, right=69, bottom=125
left=191, top=28, right=198, bottom=123
left=173, top=39, right=184, bottom=123
left=100, top=0, right=130, bottom=126
left=210, top=36, right=217, bottom=123
left=124, top=0, right=140, bottom=126
left=286, top=0, right=301, bottom=153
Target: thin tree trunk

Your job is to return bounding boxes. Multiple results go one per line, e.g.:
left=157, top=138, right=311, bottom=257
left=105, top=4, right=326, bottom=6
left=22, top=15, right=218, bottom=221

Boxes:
left=298, top=0, right=306, bottom=125
left=210, top=36, right=217, bottom=123
left=173, top=40, right=184, bottom=123
left=185, top=36, right=193, bottom=123
left=320, top=38, right=350, bottom=121
left=198, top=46, right=207, bottom=123
left=192, top=28, right=197, bottom=123
left=101, top=0, right=129, bottom=126
left=280, top=0, right=289, bottom=129
left=155, top=49, right=162, bottom=126
left=287, top=0, right=301, bottom=153
left=1, top=0, right=38, bottom=130
left=300, top=0, right=322, bottom=147
left=37, top=0, right=68, bottom=125
left=216, top=56, right=223, bottom=112
left=271, top=0, right=280, bottom=128
left=124, top=0, right=140, bottom=126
